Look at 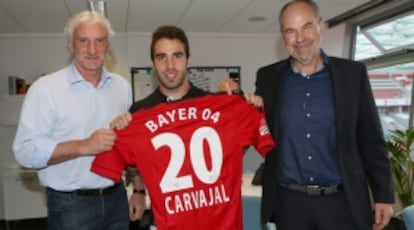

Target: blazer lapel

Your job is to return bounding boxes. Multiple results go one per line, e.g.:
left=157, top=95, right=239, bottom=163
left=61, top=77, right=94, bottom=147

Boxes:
left=329, top=58, right=346, bottom=158
left=264, top=61, right=288, bottom=138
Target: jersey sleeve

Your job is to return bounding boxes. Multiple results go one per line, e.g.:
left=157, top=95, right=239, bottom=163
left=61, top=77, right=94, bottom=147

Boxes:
left=236, top=99, right=275, bottom=156
left=91, top=118, right=140, bottom=182
left=91, top=148, right=126, bottom=183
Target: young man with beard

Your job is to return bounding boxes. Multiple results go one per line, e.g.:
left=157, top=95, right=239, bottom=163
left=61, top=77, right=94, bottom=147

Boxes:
left=93, top=25, right=275, bottom=230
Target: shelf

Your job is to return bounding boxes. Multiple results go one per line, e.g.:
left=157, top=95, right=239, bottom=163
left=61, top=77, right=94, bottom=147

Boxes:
left=1, top=95, right=25, bottom=100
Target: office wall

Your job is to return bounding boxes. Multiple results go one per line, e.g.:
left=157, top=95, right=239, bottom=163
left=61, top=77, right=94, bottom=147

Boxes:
left=0, top=23, right=347, bottom=94
left=0, top=25, right=347, bottom=172
left=322, top=23, right=348, bottom=58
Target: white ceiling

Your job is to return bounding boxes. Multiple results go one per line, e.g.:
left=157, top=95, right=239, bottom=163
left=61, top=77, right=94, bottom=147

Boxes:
left=0, top=0, right=369, bottom=34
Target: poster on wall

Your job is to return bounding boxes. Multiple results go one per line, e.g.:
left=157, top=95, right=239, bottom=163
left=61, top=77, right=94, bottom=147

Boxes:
left=130, top=67, right=156, bottom=102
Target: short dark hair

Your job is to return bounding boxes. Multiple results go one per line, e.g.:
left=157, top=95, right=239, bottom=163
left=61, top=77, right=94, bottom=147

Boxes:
left=150, top=25, right=190, bottom=60
left=278, top=0, right=321, bottom=31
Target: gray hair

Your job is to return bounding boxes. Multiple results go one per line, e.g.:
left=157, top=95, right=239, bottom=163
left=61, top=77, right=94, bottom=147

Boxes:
left=64, top=10, right=114, bottom=42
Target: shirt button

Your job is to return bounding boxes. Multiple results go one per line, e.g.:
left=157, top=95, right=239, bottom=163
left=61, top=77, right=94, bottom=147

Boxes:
left=306, top=93, right=310, bottom=97
left=309, top=177, right=314, bottom=181
left=306, top=113, right=311, bottom=118
left=308, top=156, right=312, bottom=160
left=306, top=133, right=311, bottom=138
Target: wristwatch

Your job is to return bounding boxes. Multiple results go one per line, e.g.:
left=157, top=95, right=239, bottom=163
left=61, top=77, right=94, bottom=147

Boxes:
left=133, top=188, right=147, bottom=195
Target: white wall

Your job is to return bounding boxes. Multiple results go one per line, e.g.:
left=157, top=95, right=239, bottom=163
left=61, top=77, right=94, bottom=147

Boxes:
left=0, top=32, right=283, bottom=173
left=0, top=26, right=348, bottom=173
left=322, top=23, right=348, bottom=58
left=0, top=25, right=347, bottom=94
left=0, top=27, right=348, bottom=219
left=124, top=32, right=284, bottom=94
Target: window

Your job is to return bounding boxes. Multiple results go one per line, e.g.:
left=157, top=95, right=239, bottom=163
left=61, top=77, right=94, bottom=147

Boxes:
left=354, top=10, right=414, bottom=136
left=355, top=12, right=414, bottom=60
left=367, top=62, right=413, bottom=137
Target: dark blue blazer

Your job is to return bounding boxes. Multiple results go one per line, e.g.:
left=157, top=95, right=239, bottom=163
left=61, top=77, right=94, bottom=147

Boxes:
left=256, top=56, right=395, bottom=230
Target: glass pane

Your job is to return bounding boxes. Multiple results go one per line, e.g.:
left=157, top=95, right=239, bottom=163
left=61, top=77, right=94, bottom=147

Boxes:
left=354, top=27, right=382, bottom=60
left=366, top=14, right=414, bottom=50
left=355, top=11, right=414, bottom=61
left=370, top=62, right=414, bottom=137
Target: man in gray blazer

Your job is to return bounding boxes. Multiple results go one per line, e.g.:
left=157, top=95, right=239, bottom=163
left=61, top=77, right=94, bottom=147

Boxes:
left=256, top=1, right=395, bottom=230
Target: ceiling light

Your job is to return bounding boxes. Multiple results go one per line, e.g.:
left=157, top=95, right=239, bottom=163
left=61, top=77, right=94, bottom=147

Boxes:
left=88, top=0, right=107, bottom=17
left=248, top=16, right=266, bottom=22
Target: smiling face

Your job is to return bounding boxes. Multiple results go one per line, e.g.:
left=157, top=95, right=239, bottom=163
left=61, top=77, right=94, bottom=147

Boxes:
left=152, top=38, right=191, bottom=97
left=280, top=1, right=324, bottom=66
left=68, top=20, right=110, bottom=77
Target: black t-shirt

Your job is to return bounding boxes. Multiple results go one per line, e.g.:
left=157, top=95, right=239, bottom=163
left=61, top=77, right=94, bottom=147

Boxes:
left=129, top=85, right=207, bottom=113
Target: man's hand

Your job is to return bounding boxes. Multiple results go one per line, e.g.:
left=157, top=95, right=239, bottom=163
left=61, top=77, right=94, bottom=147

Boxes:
left=79, top=129, right=116, bottom=155
left=218, top=78, right=240, bottom=95
left=128, top=173, right=147, bottom=221
left=129, top=192, right=147, bottom=221
left=373, top=203, right=393, bottom=230
left=243, top=93, right=263, bottom=108
left=110, top=112, right=132, bottom=130
left=218, top=78, right=263, bottom=108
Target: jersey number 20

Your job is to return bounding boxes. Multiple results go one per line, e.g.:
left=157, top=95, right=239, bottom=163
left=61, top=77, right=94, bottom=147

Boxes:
left=152, top=126, right=223, bottom=193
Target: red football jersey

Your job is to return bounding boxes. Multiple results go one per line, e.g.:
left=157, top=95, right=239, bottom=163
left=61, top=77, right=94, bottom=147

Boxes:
left=91, top=94, right=275, bottom=230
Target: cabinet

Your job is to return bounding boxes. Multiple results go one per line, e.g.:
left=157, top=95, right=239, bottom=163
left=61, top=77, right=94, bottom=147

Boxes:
left=0, top=96, right=47, bottom=223
left=1, top=168, right=47, bottom=220
left=0, top=95, right=24, bottom=169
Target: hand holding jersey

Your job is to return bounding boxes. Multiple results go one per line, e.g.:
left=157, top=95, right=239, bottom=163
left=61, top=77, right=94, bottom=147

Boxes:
left=110, top=112, right=132, bottom=131
left=92, top=94, right=275, bottom=230
left=95, top=25, right=275, bottom=229
left=80, top=129, right=117, bottom=155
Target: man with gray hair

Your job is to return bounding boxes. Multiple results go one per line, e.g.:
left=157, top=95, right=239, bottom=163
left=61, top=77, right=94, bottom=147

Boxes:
left=225, top=0, right=396, bottom=229
left=256, top=1, right=395, bottom=229
left=13, top=11, right=133, bottom=229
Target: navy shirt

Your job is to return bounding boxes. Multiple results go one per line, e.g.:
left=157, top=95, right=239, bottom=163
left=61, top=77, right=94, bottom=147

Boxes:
left=277, top=57, right=342, bottom=186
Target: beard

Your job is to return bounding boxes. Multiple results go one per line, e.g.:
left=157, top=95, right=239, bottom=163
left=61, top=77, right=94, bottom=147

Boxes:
left=287, top=38, right=320, bottom=65
left=289, top=46, right=319, bottom=65
left=158, top=72, right=187, bottom=91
